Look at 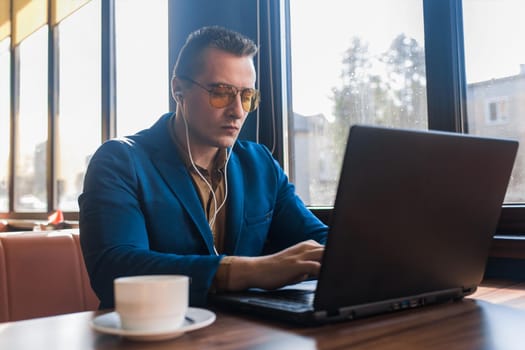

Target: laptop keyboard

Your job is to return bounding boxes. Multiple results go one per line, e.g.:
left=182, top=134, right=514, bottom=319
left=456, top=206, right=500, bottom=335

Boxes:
left=273, top=290, right=315, bottom=304
left=247, top=289, right=315, bottom=310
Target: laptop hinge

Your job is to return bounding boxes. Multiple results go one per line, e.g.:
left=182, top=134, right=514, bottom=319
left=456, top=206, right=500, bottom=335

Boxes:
left=322, top=288, right=467, bottom=321
left=462, top=285, right=478, bottom=296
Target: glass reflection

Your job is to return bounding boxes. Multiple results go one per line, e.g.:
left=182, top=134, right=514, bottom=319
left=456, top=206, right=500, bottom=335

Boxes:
left=0, top=38, right=10, bottom=212
left=289, top=0, right=427, bottom=206
left=56, top=0, right=101, bottom=211
left=15, top=26, right=48, bottom=212
left=115, top=0, right=169, bottom=137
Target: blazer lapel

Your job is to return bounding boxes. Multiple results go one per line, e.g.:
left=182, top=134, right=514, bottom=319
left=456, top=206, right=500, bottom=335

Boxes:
left=224, top=152, right=244, bottom=255
left=155, top=158, right=216, bottom=253
left=140, top=115, right=216, bottom=254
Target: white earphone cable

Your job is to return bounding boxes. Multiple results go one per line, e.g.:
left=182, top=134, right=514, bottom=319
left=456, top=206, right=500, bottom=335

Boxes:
left=181, top=115, right=230, bottom=255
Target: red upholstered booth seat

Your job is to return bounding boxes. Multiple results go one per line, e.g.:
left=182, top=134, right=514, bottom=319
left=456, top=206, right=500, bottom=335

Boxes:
left=0, top=230, right=99, bottom=322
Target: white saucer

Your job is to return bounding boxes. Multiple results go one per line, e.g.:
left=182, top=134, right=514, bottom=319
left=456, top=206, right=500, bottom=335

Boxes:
left=90, top=307, right=216, bottom=341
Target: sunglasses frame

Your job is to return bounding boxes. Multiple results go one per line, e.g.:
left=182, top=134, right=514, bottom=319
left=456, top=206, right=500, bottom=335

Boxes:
left=177, top=75, right=260, bottom=112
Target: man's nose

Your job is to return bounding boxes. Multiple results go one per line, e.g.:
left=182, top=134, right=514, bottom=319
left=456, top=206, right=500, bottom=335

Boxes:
left=227, top=93, right=246, bottom=118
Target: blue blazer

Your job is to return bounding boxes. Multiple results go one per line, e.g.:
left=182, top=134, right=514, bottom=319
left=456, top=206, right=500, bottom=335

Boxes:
left=79, top=114, right=328, bottom=308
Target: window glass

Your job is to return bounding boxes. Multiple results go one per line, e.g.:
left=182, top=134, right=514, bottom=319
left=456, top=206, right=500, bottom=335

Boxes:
left=463, top=0, right=525, bottom=203
left=15, top=26, right=48, bottom=212
left=288, top=0, right=427, bottom=206
left=0, top=38, right=10, bottom=212
left=115, top=0, right=169, bottom=137
left=56, top=0, right=101, bottom=211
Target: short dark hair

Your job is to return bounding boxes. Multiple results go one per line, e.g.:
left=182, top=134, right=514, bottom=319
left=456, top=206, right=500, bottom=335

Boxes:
left=172, top=26, right=258, bottom=79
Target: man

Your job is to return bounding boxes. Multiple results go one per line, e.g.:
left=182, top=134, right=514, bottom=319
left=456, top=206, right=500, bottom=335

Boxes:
left=79, top=26, right=328, bottom=308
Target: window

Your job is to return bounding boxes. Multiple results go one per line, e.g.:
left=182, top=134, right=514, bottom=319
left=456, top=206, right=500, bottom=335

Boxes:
left=0, top=0, right=169, bottom=218
left=15, top=26, right=48, bottom=212
left=115, top=0, right=169, bottom=137
left=463, top=0, right=525, bottom=203
left=485, top=98, right=509, bottom=125
left=288, top=0, right=427, bottom=206
left=0, top=38, right=9, bottom=212
left=56, top=0, right=101, bottom=212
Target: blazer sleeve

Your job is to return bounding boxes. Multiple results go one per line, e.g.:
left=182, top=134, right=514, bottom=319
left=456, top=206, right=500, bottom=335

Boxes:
left=79, top=139, right=222, bottom=308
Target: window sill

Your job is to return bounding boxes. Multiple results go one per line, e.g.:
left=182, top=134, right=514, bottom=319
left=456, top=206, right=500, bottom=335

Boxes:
left=490, top=235, right=525, bottom=259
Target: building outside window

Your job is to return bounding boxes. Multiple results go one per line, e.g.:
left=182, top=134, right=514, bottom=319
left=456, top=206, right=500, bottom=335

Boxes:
left=463, top=0, right=525, bottom=203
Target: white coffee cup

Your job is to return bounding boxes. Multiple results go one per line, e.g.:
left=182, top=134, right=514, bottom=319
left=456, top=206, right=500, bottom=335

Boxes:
left=114, top=275, right=189, bottom=331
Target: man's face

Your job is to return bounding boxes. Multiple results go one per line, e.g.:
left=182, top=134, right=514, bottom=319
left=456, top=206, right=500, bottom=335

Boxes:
left=178, top=48, right=257, bottom=151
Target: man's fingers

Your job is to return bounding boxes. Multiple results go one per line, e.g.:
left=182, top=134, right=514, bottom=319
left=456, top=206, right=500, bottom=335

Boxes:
left=294, top=260, right=321, bottom=277
left=300, top=246, right=324, bottom=262
left=282, top=240, right=323, bottom=254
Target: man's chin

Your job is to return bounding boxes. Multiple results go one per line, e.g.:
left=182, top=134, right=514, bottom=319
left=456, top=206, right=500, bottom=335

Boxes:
left=215, top=137, right=237, bottom=148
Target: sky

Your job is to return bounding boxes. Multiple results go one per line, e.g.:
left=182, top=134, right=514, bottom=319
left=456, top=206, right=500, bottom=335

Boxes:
left=462, top=0, right=525, bottom=82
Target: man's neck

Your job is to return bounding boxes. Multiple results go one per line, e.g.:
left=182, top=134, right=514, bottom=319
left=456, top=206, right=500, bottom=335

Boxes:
left=189, top=145, right=219, bottom=172
left=173, top=114, right=220, bottom=172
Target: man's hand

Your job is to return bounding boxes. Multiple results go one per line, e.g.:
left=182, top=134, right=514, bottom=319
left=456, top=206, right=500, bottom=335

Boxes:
left=226, top=240, right=324, bottom=291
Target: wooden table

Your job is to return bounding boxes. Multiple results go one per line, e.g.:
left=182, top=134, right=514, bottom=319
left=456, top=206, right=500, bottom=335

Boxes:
left=2, top=280, right=525, bottom=350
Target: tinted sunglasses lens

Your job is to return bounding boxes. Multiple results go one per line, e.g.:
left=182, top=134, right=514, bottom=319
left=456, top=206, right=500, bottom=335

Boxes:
left=209, top=86, right=235, bottom=108
left=208, top=86, right=260, bottom=112
left=241, top=89, right=260, bottom=112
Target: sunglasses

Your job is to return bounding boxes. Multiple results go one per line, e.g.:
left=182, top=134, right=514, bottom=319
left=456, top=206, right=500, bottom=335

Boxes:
left=178, top=76, right=260, bottom=113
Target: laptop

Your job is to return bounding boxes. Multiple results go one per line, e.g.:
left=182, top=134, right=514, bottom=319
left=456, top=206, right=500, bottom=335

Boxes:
left=211, top=125, right=519, bottom=325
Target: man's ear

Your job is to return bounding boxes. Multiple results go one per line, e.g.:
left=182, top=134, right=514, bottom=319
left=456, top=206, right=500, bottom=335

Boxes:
left=171, top=78, right=183, bottom=103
